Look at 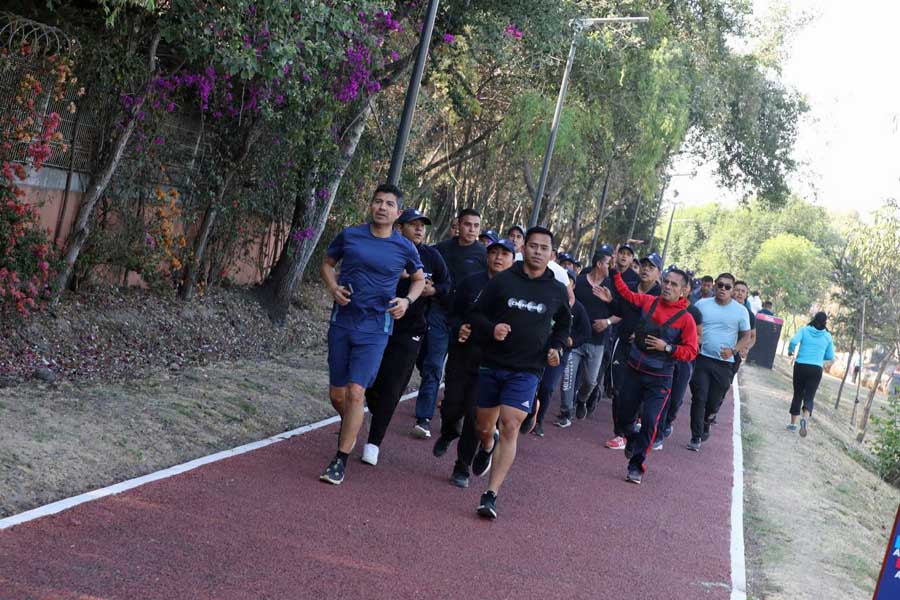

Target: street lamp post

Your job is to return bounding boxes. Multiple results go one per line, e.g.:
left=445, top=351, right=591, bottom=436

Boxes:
left=660, top=202, right=678, bottom=265
left=528, top=16, right=648, bottom=228
left=387, top=0, right=440, bottom=186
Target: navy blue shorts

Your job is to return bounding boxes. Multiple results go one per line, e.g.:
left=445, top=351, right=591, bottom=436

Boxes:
left=476, top=367, right=540, bottom=413
left=327, top=325, right=389, bottom=388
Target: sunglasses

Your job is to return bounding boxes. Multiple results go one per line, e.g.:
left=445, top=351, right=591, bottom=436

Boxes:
left=716, top=282, right=733, bottom=291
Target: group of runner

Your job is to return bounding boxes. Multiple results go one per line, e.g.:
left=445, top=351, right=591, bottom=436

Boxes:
left=318, top=184, right=758, bottom=519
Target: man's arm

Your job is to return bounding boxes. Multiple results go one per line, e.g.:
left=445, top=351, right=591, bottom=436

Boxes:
left=389, top=269, right=425, bottom=319
left=734, top=329, right=752, bottom=356
left=320, top=256, right=350, bottom=306
left=467, top=278, right=499, bottom=339
left=430, top=249, right=452, bottom=298
left=612, top=271, right=648, bottom=309
left=549, top=291, right=572, bottom=353
left=671, top=315, right=699, bottom=362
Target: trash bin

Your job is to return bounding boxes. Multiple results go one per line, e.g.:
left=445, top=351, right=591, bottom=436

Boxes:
left=747, top=313, right=784, bottom=369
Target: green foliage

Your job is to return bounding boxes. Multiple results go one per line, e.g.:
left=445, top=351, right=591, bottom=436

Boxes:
left=748, top=233, right=829, bottom=314
left=872, top=390, right=900, bottom=486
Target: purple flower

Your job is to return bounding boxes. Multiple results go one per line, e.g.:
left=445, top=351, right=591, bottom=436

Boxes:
left=504, top=24, right=524, bottom=39
left=442, top=33, right=456, bottom=44
left=153, top=136, right=165, bottom=145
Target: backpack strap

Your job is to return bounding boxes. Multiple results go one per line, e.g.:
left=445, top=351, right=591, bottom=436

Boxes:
left=661, top=308, right=688, bottom=329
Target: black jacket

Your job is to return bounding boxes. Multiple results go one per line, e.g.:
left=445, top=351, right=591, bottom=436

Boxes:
left=434, top=237, right=487, bottom=311
left=393, top=243, right=450, bottom=335
left=570, top=299, right=591, bottom=350
left=574, top=272, right=613, bottom=344
left=468, top=262, right=571, bottom=376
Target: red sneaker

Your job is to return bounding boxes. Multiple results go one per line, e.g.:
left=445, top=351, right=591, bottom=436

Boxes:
left=605, top=436, right=626, bottom=450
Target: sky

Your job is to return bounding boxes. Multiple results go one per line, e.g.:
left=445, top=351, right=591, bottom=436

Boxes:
left=671, top=0, right=900, bottom=218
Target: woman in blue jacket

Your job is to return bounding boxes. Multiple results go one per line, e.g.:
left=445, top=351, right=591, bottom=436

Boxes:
left=787, top=311, right=835, bottom=437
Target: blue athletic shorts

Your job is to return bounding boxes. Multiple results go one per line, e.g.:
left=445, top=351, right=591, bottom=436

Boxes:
left=476, top=367, right=540, bottom=413
left=327, top=324, right=389, bottom=388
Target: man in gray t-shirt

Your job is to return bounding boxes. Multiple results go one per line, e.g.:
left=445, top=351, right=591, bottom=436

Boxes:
left=687, top=273, right=751, bottom=451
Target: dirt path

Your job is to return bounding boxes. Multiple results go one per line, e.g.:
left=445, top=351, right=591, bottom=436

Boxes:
left=0, top=351, right=336, bottom=517
left=740, top=360, right=899, bottom=599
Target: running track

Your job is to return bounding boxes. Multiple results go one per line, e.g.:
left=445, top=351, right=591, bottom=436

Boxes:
left=0, top=392, right=738, bottom=599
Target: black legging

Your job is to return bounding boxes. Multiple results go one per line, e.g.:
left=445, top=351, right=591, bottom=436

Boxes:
left=790, top=362, right=823, bottom=416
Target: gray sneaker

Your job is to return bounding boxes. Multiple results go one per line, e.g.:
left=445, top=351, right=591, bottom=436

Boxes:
left=799, top=418, right=808, bottom=437
left=687, top=438, right=701, bottom=452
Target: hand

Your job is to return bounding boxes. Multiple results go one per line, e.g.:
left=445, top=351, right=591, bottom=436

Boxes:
left=644, top=335, right=668, bottom=352
left=331, top=285, right=352, bottom=306
left=720, top=346, right=735, bottom=360
left=547, top=348, right=561, bottom=367
left=566, top=336, right=573, bottom=348
left=494, top=323, right=512, bottom=341
left=592, top=319, right=609, bottom=333
left=388, top=297, right=411, bottom=320
left=592, top=285, right=613, bottom=303
left=739, top=348, right=748, bottom=360
left=420, top=279, right=436, bottom=297
left=458, top=323, right=472, bottom=343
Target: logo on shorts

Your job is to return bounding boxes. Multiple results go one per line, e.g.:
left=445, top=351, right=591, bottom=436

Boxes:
left=507, top=298, right=546, bottom=314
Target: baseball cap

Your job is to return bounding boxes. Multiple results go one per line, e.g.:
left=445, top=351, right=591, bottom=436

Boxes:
left=618, top=243, right=635, bottom=255
left=640, top=252, right=663, bottom=271
left=506, top=224, right=525, bottom=237
left=593, top=244, right=614, bottom=263
left=558, top=252, right=575, bottom=264
left=397, top=208, right=432, bottom=225
left=487, top=238, right=516, bottom=255
left=479, top=229, right=500, bottom=243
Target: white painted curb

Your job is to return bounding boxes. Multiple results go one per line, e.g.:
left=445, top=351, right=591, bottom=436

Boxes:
left=0, top=389, right=424, bottom=530
left=730, top=374, right=748, bottom=600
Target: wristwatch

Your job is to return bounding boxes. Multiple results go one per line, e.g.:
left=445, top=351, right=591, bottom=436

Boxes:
left=606, top=318, right=612, bottom=327
left=665, top=344, right=674, bottom=355
left=404, top=296, right=414, bottom=305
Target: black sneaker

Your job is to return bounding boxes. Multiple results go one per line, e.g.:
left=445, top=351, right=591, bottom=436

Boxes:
left=472, top=430, right=499, bottom=477
left=663, top=424, right=673, bottom=439
left=412, top=418, right=431, bottom=439
left=533, top=422, right=545, bottom=437
left=451, top=469, right=470, bottom=488
left=477, top=491, right=498, bottom=519
left=687, top=438, right=702, bottom=452
left=520, top=412, right=535, bottom=434
left=575, top=401, right=587, bottom=420
left=319, top=457, right=345, bottom=485
left=626, top=467, right=643, bottom=484
left=701, top=422, right=711, bottom=442
left=432, top=434, right=453, bottom=457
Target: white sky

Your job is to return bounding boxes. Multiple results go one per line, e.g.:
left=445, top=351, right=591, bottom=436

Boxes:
left=672, top=0, right=900, bottom=217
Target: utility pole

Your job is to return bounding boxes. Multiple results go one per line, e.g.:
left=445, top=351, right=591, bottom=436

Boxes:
left=387, top=0, right=440, bottom=186
left=588, top=166, right=612, bottom=260
left=851, top=297, right=866, bottom=426
left=528, top=16, right=648, bottom=227
left=660, top=202, right=679, bottom=265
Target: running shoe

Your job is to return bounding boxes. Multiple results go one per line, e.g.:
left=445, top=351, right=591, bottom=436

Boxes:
left=555, top=416, right=572, bottom=429
left=477, top=491, right=498, bottom=519
left=520, top=412, right=535, bottom=434
left=361, top=443, right=379, bottom=466
left=663, top=425, right=673, bottom=439
left=575, top=401, right=587, bottom=420
left=626, top=467, right=643, bottom=484
left=412, top=418, right=432, bottom=439
left=786, top=423, right=799, bottom=432
left=533, top=422, right=545, bottom=437
left=652, top=438, right=664, bottom=451
left=432, top=434, right=453, bottom=457
left=605, top=436, right=626, bottom=450
left=319, top=457, right=345, bottom=485
left=472, top=430, right=499, bottom=477
left=687, top=438, right=701, bottom=452
left=701, top=422, right=711, bottom=442
left=799, top=417, right=808, bottom=438
left=451, top=468, right=470, bottom=489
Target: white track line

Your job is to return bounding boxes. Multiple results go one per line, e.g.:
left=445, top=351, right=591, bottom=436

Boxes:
left=0, top=389, right=424, bottom=530
left=730, top=374, right=748, bottom=600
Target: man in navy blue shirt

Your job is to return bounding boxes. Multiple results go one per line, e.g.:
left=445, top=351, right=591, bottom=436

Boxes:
left=319, top=184, right=425, bottom=485
left=362, top=208, right=450, bottom=467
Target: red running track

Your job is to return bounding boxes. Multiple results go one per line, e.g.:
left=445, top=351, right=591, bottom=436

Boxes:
left=0, top=392, right=736, bottom=600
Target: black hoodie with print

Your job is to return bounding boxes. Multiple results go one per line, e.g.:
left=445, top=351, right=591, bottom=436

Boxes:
left=468, top=262, right=571, bottom=376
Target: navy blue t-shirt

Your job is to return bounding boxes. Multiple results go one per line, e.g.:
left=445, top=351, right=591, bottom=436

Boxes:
left=326, top=224, right=423, bottom=335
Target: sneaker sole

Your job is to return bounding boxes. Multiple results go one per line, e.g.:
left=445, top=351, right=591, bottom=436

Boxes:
left=477, top=505, right=497, bottom=519
left=472, top=454, right=492, bottom=478
left=319, top=474, right=343, bottom=485
left=686, top=445, right=701, bottom=452
left=799, top=420, right=808, bottom=437
left=361, top=456, right=377, bottom=466
left=626, top=476, right=642, bottom=485
left=451, top=476, right=470, bottom=489
left=412, top=427, right=432, bottom=439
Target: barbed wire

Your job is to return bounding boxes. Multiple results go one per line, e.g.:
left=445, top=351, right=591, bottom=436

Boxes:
left=0, top=12, right=78, bottom=57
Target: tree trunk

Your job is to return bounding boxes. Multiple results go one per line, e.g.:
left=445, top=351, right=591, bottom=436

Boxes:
left=834, top=337, right=856, bottom=410
left=53, top=30, right=161, bottom=303
left=261, top=104, right=371, bottom=324
left=261, top=164, right=319, bottom=291
left=179, top=201, right=218, bottom=300
left=857, top=350, right=894, bottom=441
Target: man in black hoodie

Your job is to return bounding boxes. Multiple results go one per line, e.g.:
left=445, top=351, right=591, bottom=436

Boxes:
left=467, top=227, right=571, bottom=519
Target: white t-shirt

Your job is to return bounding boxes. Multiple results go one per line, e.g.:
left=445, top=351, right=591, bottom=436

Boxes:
left=547, top=260, right=570, bottom=286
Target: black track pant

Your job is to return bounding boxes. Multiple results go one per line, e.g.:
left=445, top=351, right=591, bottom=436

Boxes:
left=662, top=359, right=694, bottom=429
left=790, top=362, right=823, bottom=416
left=439, top=343, right=480, bottom=474
left=618, top=366, right=672, bottom=472
left=365, top=332, right=422, bottom=447
left=609, top=337, right=632, bottom=437
left=689, top=355, right=734, bottom=440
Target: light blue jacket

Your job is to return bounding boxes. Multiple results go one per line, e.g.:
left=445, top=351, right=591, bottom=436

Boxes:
left=788, top=326, right=835, bottom=367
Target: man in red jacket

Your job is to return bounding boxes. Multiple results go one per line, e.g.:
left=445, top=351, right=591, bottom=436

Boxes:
left=607, top=262, right=698, bottom=484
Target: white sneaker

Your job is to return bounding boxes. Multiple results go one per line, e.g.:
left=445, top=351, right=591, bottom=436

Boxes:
left=361, top=443, right=379, bottom=466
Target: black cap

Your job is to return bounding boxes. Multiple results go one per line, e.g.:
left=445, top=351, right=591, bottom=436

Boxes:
left=558, top=252, right=575, bottom=264
left=506, top=224, right=525, bottom=237
left=640, top=252, right=663, bottom=271
left=487, top=238, right=516, bottom=255
left=593, top=244, right=614, bottom=264
left=397, top=208, right=431, bottom=225
left=618, top=243, right=635, bottom=255
left=479, top=229, right=500, bottom=243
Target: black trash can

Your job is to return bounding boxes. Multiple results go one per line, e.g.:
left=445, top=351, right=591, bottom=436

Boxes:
left=747, top=313, right=783, bottom=369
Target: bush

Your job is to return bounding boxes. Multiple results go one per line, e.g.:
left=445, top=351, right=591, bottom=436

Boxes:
left=872, top=392, right=900, bottom=486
